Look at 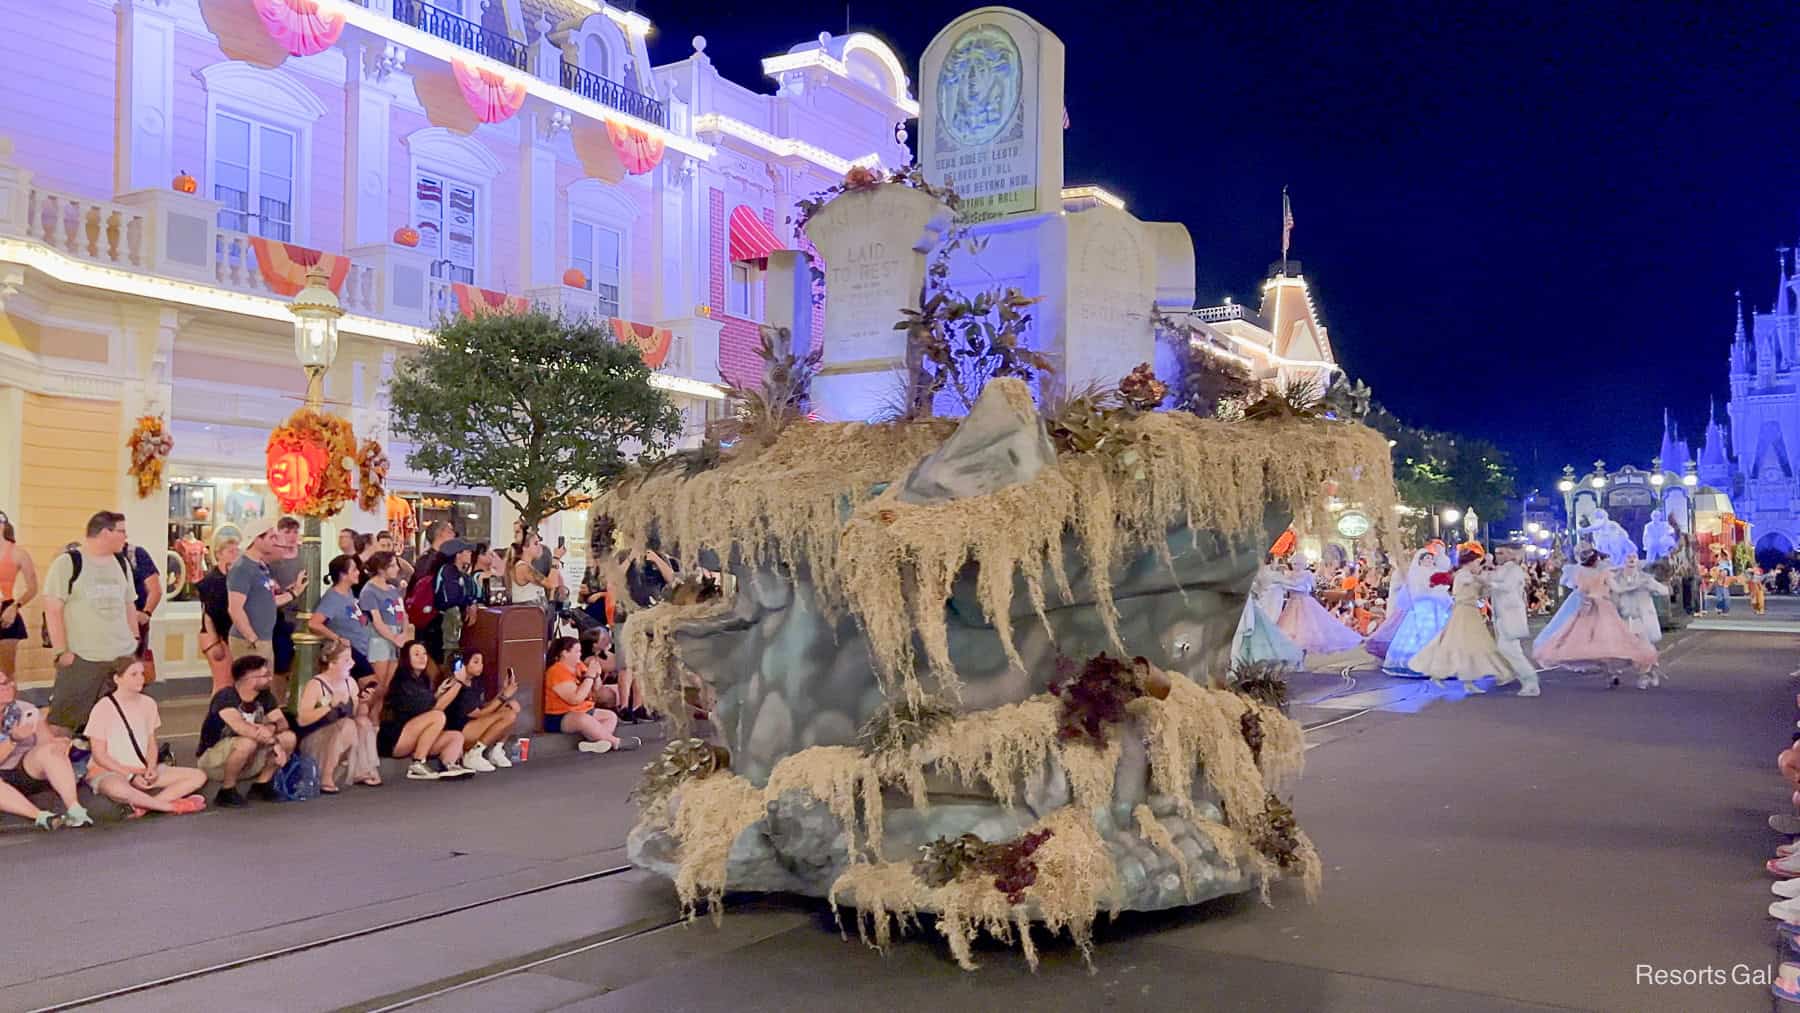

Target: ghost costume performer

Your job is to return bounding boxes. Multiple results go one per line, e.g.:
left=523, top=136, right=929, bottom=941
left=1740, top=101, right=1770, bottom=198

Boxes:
left=1611, top=557, right=1669, bottom=646
left=1232, top=562, right=1305, bottom=666
left=1277, top=568, right=1365, bottom=655
left=1534, top=553, right=1658, bottom=676
left=1409, top=557, right=1509, bottom=691
left=1383, top=550, right=1454, bottom=673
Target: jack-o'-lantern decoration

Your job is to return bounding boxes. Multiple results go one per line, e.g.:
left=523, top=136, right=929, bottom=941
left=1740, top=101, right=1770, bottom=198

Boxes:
left=394, top=225, right=420, bottom=247
left=265, top=408, right=358, bottom=516
left=563, top=267, right=588, bottom=289
left=172, top=170, right=198, bottom=194
left=266, top=437, right=326, bottom=512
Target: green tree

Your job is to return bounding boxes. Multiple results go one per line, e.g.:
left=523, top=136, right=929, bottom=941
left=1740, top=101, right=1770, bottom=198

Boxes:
left=389, top=310, right=683, bottom=534
left=1366, top=404, right=1516, bottom=543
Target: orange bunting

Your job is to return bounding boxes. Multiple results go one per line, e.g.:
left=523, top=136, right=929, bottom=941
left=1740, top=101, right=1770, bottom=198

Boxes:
left=248, top=237, right=350, bottom=297
left=609, top=318, right=672, bottom=368
left=452, top=282, right=528, bottom=319
left=452, top=59, right=527, bottom=124
left=605, top=121, right=665, bottom=175
left=253, top=0, right=345, bottom=57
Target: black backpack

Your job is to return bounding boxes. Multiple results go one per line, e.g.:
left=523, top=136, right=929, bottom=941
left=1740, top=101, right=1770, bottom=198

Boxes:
left=39, top=545, right=133, bottom=649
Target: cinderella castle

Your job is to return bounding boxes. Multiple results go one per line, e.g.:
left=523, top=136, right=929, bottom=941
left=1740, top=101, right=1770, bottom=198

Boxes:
left=1689, top=249, right=1800, bottom=561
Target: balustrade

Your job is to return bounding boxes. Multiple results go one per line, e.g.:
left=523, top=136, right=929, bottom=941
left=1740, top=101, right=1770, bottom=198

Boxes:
left=558, top=62, right=668, bottom=128
left=18, top=186, right=144, bottom=268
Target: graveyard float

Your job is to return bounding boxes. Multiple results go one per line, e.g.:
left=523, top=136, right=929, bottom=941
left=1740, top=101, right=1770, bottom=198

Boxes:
left=595, top=6, right=1397, bottom=969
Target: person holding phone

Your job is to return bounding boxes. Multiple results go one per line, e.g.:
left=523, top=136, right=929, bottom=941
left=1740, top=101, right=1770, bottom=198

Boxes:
left=542, top=636, right=639, bottom=754
left=440, top=651, right=520, bottom=772
left=377, top=641, right=472, bottom=780
left=295, top=640, right=380, bottom=790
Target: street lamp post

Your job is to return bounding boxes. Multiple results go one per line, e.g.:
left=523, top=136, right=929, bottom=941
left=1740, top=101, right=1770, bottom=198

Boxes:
left=1557, top=465, right=1576, bottom=559
left=1682, top=458, right=1699, bottom=561
left=286, top=267, right=343, bottom=709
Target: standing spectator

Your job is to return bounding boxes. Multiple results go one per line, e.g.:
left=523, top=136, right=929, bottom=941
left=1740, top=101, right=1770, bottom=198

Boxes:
left=41, top=511, right=139, bottom=733
left=83, top=658, right=207, bottom=815
left=375, top=530, right=415, bottom=585
left=195, top=655, right=295, bottom=807
left=261, top=516, right=304, bottom=687
left=227, top=519, right=305, bottom=689
left=309, top=554, right=373, bottom=677
left=507, top=531, right=555, bottom=607
left=194, top=535, right=240, bottom=692
left=440, top=650, right=520, bottom=772
left=0, top=668, right=91, bottom=828
left=336, top=528, right=359, bottom=557
left=295, top=640, right=380, bottom=791
left=377, top=641, right=472, bottom=780
left=433, top=540, right=480, bottom=661
left=1780, top=564, right=1794, bottom=597
left=123, top=535, right=161, bottom=663
left=407, top=521, right=457, bottom=660
left=358, top=551, right=409, bottom=715
left=543, top=636, right=639, bottom=754
left=0, top=513, right=39, bottom=677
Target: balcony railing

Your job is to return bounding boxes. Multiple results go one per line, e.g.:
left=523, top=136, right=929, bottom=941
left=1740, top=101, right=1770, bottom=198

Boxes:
left=559, top=62, right=668, bottom=129
left=390, top=0, right=529, bottom=71
left=1193, top=304, right=1249, bottom=324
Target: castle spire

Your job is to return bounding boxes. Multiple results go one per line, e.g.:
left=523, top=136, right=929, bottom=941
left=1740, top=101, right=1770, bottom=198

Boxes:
left=1779, top=248, right=1792, bottom=317
left=1735, top=290, right=1747, bottom=343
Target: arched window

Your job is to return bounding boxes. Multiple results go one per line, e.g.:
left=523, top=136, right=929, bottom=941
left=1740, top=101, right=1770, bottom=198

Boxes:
left=585, top=36, right=610, bottom=80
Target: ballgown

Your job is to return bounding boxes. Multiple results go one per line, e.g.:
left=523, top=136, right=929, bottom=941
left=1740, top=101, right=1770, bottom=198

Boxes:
left=1277, top=570, right=1366, bottom=655
left=1366, top=549, right=1436, bottom=661
left=1612, top=565, right=1669, bottom=645
left=1409, top=566, right=1523, bottom=686
left=1532, top=565, right=1585, bottom=654
left=1232, top=565, right=1305, bottom=666
left=1384, top=552, right=1453, bottom=673
left=1534, top=564, right=1658, bottom=673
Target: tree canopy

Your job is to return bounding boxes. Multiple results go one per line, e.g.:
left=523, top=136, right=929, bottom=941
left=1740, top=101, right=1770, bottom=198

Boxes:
left=1366, top=404, right=1516, bottom=542
left=389, top=310, right=684, bottom=534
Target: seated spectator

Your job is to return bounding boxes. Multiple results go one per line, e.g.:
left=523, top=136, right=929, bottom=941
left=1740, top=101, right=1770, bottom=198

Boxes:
left=296, top=640, right=381, bottom=791
left=0, top=669, right=90, bottom=829
left=84, top=658, right=207, bottom=815
left=543, top=636, right=640, bottom=755
left=589, top=630, right=650, bottom=723
left=309, top=554, right=373, bottom=678
left=196, top=655, right=296, bottom=806
left=377, top=640, right=471, bottom=780
left=441, top=650, right=520, bottom=772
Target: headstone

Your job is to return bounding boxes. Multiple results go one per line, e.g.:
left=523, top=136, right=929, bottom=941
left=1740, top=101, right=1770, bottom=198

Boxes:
left=1062, top=205, right=1156, bottom=391
left=804, top=184, right=953, bottom=421
left=920, top=7, right=1064, bottom=223
left=762, top=250, right=816, bottom=360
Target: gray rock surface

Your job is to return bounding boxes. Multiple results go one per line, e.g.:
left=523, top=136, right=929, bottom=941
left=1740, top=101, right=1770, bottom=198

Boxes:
left=898, top=381, right=1058, bottom=504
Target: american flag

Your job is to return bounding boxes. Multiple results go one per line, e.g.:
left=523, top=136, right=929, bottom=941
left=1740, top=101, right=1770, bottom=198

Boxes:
left=1282, top=186, right=1294, bottom=259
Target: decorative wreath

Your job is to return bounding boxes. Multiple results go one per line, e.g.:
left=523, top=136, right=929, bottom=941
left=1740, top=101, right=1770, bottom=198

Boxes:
left=266, top=408, right=358, bottom=516
left=127, top=415, right=174, bottom=498
left=356, top=438, right=390, bottom=513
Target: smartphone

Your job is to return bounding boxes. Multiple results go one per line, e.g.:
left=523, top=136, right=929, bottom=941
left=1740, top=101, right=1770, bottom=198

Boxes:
left=557, top=536, right=566, bottom=549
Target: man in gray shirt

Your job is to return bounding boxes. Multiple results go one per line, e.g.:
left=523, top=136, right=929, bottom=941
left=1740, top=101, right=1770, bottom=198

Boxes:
left=227, top=518, right=304, bottom=668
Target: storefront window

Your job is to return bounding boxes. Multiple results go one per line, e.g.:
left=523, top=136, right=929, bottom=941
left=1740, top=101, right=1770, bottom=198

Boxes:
left=390, top=492, right=492, bottom=560
left=166, top=476, right=278, bottom=600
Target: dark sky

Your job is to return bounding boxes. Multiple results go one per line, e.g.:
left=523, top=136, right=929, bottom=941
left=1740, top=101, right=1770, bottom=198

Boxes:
left=646, top=1, right=1800, bottom=488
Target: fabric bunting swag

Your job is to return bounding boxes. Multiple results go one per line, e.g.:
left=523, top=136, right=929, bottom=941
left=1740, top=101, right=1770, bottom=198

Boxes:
left=606, top=121, right=666, bottom=175
left=452, top=282, right=528, bottom=319
left=253, top=0, right=345, bottom=57
left=452, top=59, right=528, bottom=124
left=248, top=238, right=350, bottom=297
left=610, top=318, right=672, bottom=368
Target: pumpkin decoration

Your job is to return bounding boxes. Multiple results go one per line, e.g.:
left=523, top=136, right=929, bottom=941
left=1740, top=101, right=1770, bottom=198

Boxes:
left=393, top=225, right=420, bottom=248
left=172, top=170, right=198, bottom=195
left=563, top=267, right=588, bottom=289
left=265, top=408, right=358, bottom=516
left=126, top=415, right=175, bottom=498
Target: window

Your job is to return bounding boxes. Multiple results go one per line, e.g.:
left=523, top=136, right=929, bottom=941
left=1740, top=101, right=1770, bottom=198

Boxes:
left=416, top=172, right=479, bottom=284
left=213, top=113, right=295, bottom=240
left=585, top=37, right=610, bottom=80
left=572, top=219, right=623, bottom=317
left=728, top=262, right=757, bottom=318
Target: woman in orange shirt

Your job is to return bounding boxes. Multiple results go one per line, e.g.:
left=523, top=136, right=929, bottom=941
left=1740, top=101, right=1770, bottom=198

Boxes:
left=543, top=636, right=638, bottom=755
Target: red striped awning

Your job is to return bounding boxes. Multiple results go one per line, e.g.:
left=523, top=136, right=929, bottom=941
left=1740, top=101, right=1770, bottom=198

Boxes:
left=728, top=205, right=784, bottom=266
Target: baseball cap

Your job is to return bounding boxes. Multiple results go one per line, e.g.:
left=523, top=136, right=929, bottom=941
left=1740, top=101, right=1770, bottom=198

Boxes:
left=238, top=516, right=278, bottom=545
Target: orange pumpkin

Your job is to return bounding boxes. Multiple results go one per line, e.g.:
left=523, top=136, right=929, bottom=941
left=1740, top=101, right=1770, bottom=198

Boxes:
left=563, top=267, right=588, bottom=289
left=172, top=170, right=198, bottom=194
left=393, top=226, right=420, bottom=248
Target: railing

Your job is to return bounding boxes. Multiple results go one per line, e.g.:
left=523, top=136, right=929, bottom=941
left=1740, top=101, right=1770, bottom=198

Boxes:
left=20, top=186, right=145, bottom=268
left=214, top=229, right=380, bottom=314
left=1192, top=304, right=1249, bottom=324
left=559, top=62, right=668, bottom=129
left=389, top=0, right=529, bottom=71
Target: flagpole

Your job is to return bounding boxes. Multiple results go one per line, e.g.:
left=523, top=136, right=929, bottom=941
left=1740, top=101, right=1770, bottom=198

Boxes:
left=1281, top=186, right=1290, bottom=278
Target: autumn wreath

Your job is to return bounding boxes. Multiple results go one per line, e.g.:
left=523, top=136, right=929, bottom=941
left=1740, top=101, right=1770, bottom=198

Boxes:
left=126, top=415, right=174, bottom=498
left=266, top=409, right=357, bottom=516
left=356, top=438, right=390, bottom=512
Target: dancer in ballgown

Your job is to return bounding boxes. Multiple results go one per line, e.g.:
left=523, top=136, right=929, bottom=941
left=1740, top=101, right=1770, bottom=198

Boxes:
left=1486, top=544, right=1542, bottom=696
left=1533, top=556, right=1587, bottom=652
left=1383, top=545, right=1454, bottom=673
left=1232, top=557, right=1305, bottom=666
left=1535, top=549, right=1660, bottom=687
left=1367, top=542, right=1443, bottom=661
left=1410, top=544, right=1527, bottom=693
left=1611, top=554, right=1669, bottom=646
left=1277, top=564, right=1365, bottom=656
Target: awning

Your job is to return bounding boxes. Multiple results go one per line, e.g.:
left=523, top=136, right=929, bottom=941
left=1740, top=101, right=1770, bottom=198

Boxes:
left=729, top=204, right=784, bottom=266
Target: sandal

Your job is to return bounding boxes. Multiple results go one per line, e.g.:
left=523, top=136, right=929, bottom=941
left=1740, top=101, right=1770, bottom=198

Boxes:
left=320, top=784, right=341, bottom=795
left=354, top=775, right=382, bottom=787
left=125, top=805, right=148, bottom=820
left=170, top=795, right=207, bottom=815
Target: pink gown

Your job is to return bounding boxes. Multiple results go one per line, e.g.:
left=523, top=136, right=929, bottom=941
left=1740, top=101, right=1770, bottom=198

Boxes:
left=1276, top=571, right=1366, bottom=655
left=1533, top=564, right=1658, bottom=673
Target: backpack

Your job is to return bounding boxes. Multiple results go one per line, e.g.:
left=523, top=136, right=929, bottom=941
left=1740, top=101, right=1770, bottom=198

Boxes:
left=405, top=570, right=437, bottom=628
left=40, top=546, right=134, bottom=649
left=271, top=754, right=321, bottom=802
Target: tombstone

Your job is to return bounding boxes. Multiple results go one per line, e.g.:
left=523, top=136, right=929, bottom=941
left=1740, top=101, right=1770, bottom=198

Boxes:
left=1063, top=204, right=1157, bottom=391
left=803, top=184, right=953, bottom=421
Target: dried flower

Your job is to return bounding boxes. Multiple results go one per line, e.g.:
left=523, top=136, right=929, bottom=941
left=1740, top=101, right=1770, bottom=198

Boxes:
left=856, top=696, right=957, bottom=754
left=1048, top=653, right=1148, bottom=747
left=630, top=737, right=731, bottom=806
left=912, top=828, right=1055, bottom=904
left=1240, top=709, right=1264, bottom=763
left=843, top=165, right=881, bottom=191
left=1249, top=794, right=1303, bottom=869
left=1118, top=363, right=1168, bottom=412
left=1229, top=659, right=1291, bottom=710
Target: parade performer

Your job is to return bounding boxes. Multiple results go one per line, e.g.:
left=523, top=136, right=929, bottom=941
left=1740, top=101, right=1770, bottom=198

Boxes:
left=1407, top=545, right=1504, bottom=692
left=1533, top=556, right=1587, bottom=651
left=1580, top=509, right=1639, bottom=564
left=1612, top=554, right=1669, bottom=645
left=1642, top=509, right=1677, bottom=563
left=1486, top=544, right=1542, bottom=696
left=1382, top=545, right=1454, bottom=673
left=1232, top=558, right=1305, bottom=666
left=1535, top=549, right=1659, bottom=687
left=1366, top=542, right=1442, bottom=660
left=1277, top=564, right=1365, bottom=656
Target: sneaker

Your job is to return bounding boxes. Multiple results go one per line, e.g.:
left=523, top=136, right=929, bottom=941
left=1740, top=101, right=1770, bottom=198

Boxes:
left=1775, top=962, right=1800, bottom=1003
left=1775, top=879, right=1800, bottom=900
left=213, top=786, right=248, bottom=808
left=1780, top=842, right=1800, bottom=857
left=1774, top=814, right=1800, bottom=835
left=1636, top=675, right=1652, bottom=690
left=1771, top=853, right=1800, bottom=877
left=1516, top=683, right=1541, bottom=697
left=577, top=739, right=614, bottom=755
left=489, top=742, right=513, bottom=768
left=407, top=760, right=440, bottom=780
left=248, top=782, right=279, bottom=802
left=616, top=736, right=643, bottom=751
left=462, top=747, right=496, bottom=773
left=439, top=762, right=474, bottom=778
left=1774, top=898, right=1800, bottom=923
left=62, top=805, right=93, bottom=829
left=31, top=811, right=61, bottom=831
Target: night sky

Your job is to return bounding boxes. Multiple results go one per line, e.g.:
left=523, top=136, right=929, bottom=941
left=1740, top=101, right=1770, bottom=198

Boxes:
left=646, top=1, right=1799, bottom=487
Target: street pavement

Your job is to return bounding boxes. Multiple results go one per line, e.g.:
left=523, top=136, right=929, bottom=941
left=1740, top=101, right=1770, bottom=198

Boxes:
left=4, top=615, right=1799, bottom=1012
